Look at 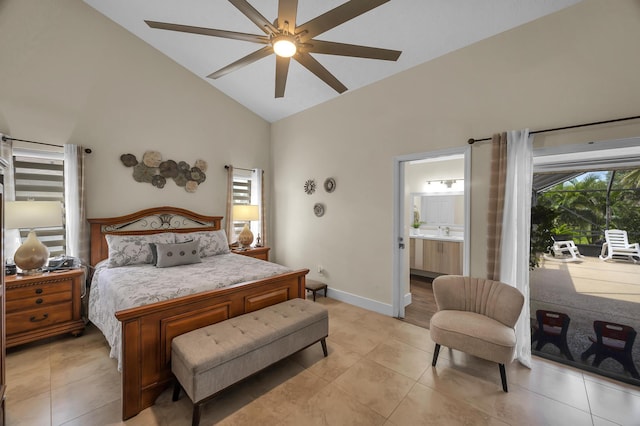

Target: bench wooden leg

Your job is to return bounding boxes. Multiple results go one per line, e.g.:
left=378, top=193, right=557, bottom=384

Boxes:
left=321, top=338, right=328, bottom=357
left=192, top=403, right=201, bottom=426
left=172, top=379, right=181, bottom=401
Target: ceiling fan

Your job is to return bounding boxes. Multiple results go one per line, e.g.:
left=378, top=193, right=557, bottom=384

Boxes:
left=145, top=0, right=402, bottom=98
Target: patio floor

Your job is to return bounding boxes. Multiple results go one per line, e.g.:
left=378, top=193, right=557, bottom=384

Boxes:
left=530, top=254, right=640, bottom=385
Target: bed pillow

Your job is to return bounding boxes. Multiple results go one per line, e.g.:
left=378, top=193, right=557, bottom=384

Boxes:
left=106, top=233, right=175, bottom=268
left=153, top=240, right=202, bottom=268
left=175, top=230, right=230, bottom=257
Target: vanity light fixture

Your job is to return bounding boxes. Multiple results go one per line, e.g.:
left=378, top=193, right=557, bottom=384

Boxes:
left=426, top=179, right=461, bottom=188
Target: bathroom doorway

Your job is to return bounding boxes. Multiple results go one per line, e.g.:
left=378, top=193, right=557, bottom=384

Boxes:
left=392, top=146, right=471, bottom=319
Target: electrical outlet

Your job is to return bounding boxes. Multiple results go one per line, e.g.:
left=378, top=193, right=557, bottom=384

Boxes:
left=317, top=265, right=323, bottom=274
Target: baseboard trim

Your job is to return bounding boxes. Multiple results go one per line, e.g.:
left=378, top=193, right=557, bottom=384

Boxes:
left=326, top=287, right=395, bottom=316
left=404, top=292, right=412, bottom=307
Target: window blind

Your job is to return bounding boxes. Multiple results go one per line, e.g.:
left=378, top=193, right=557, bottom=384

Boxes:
left=233, top=177, right=252, bottom=235
left=13, top=154, right=66, bottom=257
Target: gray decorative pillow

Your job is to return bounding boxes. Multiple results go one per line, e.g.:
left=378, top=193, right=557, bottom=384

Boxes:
left=154, top=240, right=202, bottom=268
left=106, top=233, right=175, bottom=268
left=175, top=230, right=230, bottom=257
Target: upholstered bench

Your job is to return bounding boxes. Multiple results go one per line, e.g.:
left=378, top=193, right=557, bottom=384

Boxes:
left=171, top=298, right=329, bottom=426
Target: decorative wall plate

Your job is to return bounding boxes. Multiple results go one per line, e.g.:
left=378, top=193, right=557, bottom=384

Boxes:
left=304, top=179, right=316, bottom=195
left=324, top=177, right=336, bottom=193
left=313, top=203, right=325, bottom=217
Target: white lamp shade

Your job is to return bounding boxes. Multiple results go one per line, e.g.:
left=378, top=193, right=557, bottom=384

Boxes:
left=5, top=201, right=63, bottom=229
left=233, top=204, right=259, bottom=221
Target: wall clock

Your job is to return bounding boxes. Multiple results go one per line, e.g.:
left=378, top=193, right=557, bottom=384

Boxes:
left=304, top=179, right=316, bottom=195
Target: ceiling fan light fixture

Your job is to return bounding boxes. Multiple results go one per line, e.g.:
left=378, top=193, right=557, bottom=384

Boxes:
left=272, top=34, right=297, bottom=58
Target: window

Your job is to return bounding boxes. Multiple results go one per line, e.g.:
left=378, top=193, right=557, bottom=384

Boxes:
left=13, top=149, right=66, bottom=257
left=232, top=174, right=252, bottom=236
left=232, top=168, right=262, bottom=243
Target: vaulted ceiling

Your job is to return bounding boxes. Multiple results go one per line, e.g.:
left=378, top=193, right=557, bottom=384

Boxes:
left=84, top=0, right=582, bottom=122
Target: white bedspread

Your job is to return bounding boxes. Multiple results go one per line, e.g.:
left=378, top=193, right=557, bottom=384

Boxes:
left=88, top=253, right=292, bottom=370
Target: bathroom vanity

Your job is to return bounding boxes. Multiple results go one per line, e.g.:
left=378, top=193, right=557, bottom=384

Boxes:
left=410, top=234, right=463, bottom=276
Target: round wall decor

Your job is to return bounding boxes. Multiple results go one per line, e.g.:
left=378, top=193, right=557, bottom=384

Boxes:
left=313, top=203, right=325, bottom=217
left=324, top=177, right=336, bottom=193
left=304, top=179, right=316, bottom=195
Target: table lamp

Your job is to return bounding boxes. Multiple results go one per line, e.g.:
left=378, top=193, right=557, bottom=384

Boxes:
left=233, top=204, right=259, bottom=249
left=5, top=201, right=63, bottom=275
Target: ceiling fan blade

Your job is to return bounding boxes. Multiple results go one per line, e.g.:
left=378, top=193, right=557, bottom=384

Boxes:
left=296, top=0, right=390, bottom=42
left=277, top=0, right=298, bottom=32
left=229, top=0, right=278, bottom=35
left=275, top=56, right=291, bottom=98
left=207, top=46, right=273, bottom=79
left=294, top=52, right=347, bottom=94
left=145, top=21, right=269, bottom=44
left=305, top=40, right=401, bottom=61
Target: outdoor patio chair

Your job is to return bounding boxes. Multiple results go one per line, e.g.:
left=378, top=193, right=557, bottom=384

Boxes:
left=599, top=229, right=640, bottom=263
left=531, top=310, right=574, bottom=361
left=580, top=321, right=639, bottom=379
left=550, top=237, right=582, bottom=262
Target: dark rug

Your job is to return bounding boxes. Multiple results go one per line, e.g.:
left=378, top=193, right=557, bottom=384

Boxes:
left=530, top=257, right=640, bottom=387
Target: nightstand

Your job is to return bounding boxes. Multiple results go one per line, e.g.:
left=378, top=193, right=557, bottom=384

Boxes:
left=232, top=247, right=270, bottom=261
left=5, top=269, right=85, bottom=348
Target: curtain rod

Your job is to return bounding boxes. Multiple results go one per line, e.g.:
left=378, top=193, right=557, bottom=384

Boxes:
left=1, top=135, right=92, bottom=154
left=467, top=114, right=640, bottom=145
left=224, top=165, right=254, bottom=172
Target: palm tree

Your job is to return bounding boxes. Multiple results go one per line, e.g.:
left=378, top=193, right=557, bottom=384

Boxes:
left=620, top=168, right=640, bottom=188
left=539, top=174, right=607, bottom=243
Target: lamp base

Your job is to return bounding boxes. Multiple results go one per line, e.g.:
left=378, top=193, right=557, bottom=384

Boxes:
left=14, top=230, right=49, bottom=274
left=238, top=224, right=254, bottom=249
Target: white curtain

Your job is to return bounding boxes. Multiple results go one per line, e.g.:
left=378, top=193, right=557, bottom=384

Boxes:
left=225, top=165, right=234, bottom=242
left=252, top=168, right=266, bottom=246
left=499, top=129, right=533, bottom=368
left=64, top=144, right=89, bottom=263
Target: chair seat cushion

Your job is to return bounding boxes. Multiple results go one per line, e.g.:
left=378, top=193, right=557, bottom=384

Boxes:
left=430, top=310, right=517, bottom=364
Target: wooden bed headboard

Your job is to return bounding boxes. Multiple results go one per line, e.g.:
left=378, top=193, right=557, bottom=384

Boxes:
left=88, top=206, right=223, bottom=267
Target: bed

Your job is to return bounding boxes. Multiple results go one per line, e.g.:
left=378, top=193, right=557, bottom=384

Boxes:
left=87, top=206, right=309, bottom=420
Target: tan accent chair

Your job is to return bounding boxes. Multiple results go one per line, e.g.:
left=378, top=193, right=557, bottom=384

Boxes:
left=430, top=275, right=524, bottom=392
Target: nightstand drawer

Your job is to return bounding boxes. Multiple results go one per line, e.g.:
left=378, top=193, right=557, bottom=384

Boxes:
left=6, top=303, right=73, bottom=335
left=7, top=280, right=72, bottom=300
left=6, top=291, right=72, bottom=313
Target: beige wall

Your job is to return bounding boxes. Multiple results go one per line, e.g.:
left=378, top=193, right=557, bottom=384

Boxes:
left=2, top=0, right=640, bottom=313
left=270, top=0, right=640, bottom=309
left=0, top=0, right=270, bottom=220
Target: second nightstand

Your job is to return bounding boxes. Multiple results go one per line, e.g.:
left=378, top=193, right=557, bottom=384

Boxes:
left=5, top=269, right=85, bottom=348
left=232, top=247, right=270, bottom=261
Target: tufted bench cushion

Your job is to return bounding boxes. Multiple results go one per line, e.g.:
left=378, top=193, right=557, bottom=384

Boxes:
left=171, top=297, right=328, bottom=425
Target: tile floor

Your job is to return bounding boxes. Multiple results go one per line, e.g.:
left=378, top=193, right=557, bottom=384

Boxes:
left=5, top=297, right=640, bottom=425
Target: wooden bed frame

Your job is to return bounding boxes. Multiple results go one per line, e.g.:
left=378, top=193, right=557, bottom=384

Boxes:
left=88, top=206, right=309, bottom=420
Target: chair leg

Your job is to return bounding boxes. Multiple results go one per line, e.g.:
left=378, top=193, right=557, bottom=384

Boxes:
left=432, top=344, right=441, bottom=367
left=320, top=338, right=328, bottom=357
left=560, top=341, right=574, bottom=361
left=499, top=364, right=508, bottom=392
left=624, top=355, right=640, bottom=379
left=581, top=343, right=597, bottom=361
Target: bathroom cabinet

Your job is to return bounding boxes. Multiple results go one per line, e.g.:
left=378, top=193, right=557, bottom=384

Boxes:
left=410, top=237, right=463, bottom=275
